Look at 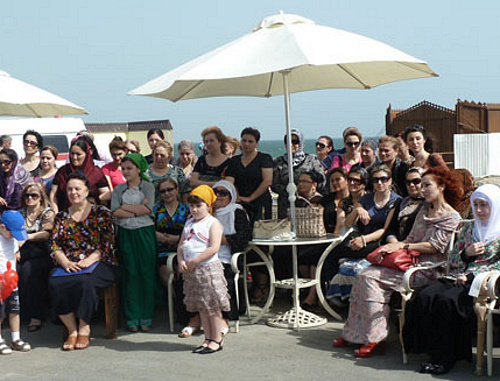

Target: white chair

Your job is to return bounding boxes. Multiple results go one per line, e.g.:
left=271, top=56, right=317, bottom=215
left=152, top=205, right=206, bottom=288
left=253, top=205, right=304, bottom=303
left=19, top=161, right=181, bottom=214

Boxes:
left=166, top=253, right=243, bottom=333
left=474, top=271, right=500, bottom=376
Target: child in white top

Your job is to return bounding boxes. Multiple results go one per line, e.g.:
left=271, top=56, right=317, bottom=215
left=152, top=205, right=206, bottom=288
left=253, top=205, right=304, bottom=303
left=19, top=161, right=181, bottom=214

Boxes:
left=177, top=185, right=230, bottom=354
left=0, top=211, right=31, bottom=354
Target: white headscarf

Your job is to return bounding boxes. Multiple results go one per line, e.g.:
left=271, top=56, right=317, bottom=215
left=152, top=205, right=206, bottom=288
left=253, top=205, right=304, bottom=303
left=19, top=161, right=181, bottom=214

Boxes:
left=471, top=184, right=500, bottom=244
left=213, top=180, right=243, bottom=235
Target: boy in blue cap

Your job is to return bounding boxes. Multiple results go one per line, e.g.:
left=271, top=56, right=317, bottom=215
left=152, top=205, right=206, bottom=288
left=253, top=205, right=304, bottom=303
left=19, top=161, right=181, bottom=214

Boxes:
left=0, top=211, right=31, bottom=354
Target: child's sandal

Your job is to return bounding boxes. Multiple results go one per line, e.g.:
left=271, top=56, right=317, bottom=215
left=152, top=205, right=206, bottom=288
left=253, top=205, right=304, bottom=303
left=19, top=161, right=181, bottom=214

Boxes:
left=0, top=340, right=12, bottom=355
left=11, top=339, right=31, bottom=352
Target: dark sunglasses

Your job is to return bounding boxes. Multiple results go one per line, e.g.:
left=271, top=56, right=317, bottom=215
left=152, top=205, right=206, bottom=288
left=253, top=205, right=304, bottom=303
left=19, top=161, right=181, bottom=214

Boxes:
left=24, top=193, right=41, bottom=199
left=214, top=189, right=230, bottom=197
left=159, top=187, right=176, bottom=194
left=345, top=141, right=360, bottom=148
left=291, top=139, right=300, bottom=145
left=23, top=140, right=38, bottom=147
left=406, top=178, right=422, bottom=186
left=348, top=177, right=364, bottom=185
left=372, top=176, right=390, bottom=184
left=0, top=160, right=13, bottom=166
left=315, top=142, right=327, bottom=149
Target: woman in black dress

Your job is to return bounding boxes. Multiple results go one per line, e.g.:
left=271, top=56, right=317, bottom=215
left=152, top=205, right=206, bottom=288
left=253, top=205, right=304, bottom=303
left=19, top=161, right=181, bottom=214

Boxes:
left=225, top=127, right=273, bottom=222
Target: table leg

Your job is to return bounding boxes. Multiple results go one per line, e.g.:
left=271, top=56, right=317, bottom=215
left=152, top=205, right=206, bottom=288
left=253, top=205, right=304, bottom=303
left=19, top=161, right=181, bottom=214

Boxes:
left=315, top=229, right=352, bottom=321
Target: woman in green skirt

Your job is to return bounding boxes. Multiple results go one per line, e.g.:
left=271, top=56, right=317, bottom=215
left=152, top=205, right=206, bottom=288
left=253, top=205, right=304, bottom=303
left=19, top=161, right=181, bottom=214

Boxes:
left=111, top=153, right=156, bottom=332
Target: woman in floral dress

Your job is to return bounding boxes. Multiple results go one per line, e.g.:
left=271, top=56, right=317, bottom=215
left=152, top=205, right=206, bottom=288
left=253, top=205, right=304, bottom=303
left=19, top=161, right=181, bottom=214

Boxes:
left=49, top=172, right=117, bottom=351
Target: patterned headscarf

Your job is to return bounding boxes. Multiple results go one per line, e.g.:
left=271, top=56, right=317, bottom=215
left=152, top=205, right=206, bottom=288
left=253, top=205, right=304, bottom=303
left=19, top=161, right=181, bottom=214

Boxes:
left=283, top=128, right=306, bottom=168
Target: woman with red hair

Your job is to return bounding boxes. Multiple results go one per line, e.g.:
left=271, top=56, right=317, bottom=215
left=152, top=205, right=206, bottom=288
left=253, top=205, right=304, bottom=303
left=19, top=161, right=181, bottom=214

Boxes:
left=333, top=166, right=462, bottom=358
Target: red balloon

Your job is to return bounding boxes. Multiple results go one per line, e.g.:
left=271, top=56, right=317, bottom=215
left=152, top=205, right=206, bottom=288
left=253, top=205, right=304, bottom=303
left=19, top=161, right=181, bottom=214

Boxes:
left=0, top=261, right=18, bottom=301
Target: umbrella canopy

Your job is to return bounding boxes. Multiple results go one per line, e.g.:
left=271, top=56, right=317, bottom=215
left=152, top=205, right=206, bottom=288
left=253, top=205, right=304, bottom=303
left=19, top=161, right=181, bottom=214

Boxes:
left=129, top=12, right=438, bottom=328
left=129, top=12, right=438, bottom=101
left=0, top=70, right=87, bottom=117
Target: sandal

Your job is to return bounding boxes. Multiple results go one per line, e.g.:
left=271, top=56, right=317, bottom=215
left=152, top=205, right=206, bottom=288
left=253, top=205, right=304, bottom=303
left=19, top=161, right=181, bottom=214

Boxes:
left=0, top=340, right=12, bottom=355
left=28, top=323, right=42, bottom=332
left=178, top=326, right=200, bottom=338
left=75, top=335, right=90, bottom=350
left=11, top=339, right=31, bottom=352
left=62, top=336, right=77, bottom=351
left=221, top=326, right=230, bottom=337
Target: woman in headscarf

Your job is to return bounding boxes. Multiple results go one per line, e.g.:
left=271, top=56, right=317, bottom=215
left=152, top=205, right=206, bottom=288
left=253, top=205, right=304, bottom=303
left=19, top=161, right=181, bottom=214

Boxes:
left=212, top=180, right=252, bottom=333
left=0, top=148, right=32, bottom=211
left=272, top=129, right=325, bottom=219
left=50, top=137, right=110, bottom=213
left=403, top=184, right=500, bottom=375
left=111, top=153, right=156, bottom=332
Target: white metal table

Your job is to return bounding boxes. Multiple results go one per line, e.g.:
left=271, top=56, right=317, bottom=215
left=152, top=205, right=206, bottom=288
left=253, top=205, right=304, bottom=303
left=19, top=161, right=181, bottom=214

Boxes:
left=245, top=230, right=350, bottom=329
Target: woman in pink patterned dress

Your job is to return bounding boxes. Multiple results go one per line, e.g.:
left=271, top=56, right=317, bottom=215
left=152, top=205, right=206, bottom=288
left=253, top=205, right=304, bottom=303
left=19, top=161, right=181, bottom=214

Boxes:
left=332, top=166, right=462, bottom=358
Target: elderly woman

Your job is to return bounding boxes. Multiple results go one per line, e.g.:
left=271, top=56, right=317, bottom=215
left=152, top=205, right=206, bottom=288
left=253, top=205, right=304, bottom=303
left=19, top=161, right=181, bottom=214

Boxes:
left=212, top=180, right=252, bottom=332
left=333, top=166, right=462, bottom=358
left=18, top=183, right=55, bottom=332
left=329, top=127, right=362, bottom=172
left=272, top=129, right=325, bottom=219
left=191, top=126, right=230, bottom=188
left=49, top=172, right=117, bottom=351
left=146, top=140, right=191, bottom=204
left=226, top=127, right=273, bottom=222
left=403, top=184, right=500, bottom=375
left=174, top=140, right=197, bottom=179
left=0, top=148, right=32, bottom=211
left=50, top=137, right=110, bottom=214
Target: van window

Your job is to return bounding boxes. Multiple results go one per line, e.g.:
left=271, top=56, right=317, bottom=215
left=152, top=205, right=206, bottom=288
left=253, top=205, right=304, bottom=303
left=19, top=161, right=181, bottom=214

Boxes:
left=42, top=135, right=69, bottom=154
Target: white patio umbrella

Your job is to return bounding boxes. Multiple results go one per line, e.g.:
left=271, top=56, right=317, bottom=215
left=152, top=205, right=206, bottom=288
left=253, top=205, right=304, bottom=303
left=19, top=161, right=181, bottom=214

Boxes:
left=129, top=11, right=438, bottom=328
left=0, top=70, right=87, bottom=117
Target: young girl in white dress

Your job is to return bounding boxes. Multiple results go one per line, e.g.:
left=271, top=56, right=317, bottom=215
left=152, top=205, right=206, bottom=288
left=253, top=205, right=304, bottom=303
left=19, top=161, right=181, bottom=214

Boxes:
left=178, top=185, right=230, bottom=354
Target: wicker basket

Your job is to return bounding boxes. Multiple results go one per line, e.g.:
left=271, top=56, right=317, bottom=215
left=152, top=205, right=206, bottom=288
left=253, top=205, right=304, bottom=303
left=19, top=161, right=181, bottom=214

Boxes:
left=292, top=198, right=327, bottom=238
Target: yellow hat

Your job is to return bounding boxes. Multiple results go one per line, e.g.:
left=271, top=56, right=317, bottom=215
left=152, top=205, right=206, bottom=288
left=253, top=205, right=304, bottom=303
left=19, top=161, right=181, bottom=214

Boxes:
left=190, top=185, right=217, bottom=213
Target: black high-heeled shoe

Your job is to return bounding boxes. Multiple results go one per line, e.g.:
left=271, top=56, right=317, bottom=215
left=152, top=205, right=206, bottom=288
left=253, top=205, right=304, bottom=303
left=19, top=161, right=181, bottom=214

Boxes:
left=198, top=339, right=224, bottom=354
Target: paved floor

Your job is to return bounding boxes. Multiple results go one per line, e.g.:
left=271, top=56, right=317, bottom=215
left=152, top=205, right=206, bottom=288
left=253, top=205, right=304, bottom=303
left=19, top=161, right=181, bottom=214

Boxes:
left=0, top=295, right=498, bottom=381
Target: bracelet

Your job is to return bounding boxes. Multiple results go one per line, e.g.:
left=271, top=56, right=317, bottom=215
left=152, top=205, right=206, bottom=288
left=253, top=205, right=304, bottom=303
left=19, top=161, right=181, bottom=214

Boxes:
left=361, top=235, right=366, bottom=247
left=403, top=243, right=410, bottom=251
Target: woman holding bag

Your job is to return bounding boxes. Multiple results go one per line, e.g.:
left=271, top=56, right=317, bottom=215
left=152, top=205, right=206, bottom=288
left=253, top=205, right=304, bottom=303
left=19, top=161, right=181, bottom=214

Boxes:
left=332, top=166, right=461, bottom=358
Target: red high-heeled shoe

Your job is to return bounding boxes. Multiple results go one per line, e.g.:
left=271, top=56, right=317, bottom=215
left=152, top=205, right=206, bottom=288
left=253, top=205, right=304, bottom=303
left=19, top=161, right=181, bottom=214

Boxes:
left=332, top=337, right=349, bottom=348
left=353, top=341, right=386, bottom=358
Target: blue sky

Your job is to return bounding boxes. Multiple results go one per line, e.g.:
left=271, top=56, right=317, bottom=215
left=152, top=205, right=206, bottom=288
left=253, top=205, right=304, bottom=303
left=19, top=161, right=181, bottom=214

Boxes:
left=2, top=1, right=500, bottom=141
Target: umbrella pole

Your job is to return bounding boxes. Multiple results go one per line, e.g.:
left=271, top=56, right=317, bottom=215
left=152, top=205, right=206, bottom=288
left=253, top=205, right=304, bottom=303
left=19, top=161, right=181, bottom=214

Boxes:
left=282, top=70, right=300, bottom=330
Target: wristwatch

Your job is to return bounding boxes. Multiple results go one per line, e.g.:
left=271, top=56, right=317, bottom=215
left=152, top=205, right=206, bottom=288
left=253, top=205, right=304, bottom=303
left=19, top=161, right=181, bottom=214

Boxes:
left=403, top=243, right=410, bottom=251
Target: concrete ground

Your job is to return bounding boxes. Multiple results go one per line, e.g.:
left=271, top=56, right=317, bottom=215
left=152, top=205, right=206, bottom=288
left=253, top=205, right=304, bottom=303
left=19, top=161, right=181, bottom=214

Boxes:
left=0, top=295, right=498, bottom=381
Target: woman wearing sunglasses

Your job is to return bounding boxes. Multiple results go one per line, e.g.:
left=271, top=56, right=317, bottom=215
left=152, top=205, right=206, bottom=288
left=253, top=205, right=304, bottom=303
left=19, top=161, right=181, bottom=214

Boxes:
left=333, top=166, right=461, bottom=359
left=315, top=135, right=334, bottom=163
left=18, top=183, right=55, bottom=332
left=0, top=148, right=32, bottom=212
left=272, top=129, right=325, bottom=219
left=329, top=127, right=362, bottom=172
left=322, top=165, right=401, bottom=284
left=20, top=130, right=43, bottom=175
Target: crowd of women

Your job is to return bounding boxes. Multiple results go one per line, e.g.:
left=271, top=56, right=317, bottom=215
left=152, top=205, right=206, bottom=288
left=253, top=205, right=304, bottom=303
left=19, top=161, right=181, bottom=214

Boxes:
left=0, top=123, right=496, bottom=373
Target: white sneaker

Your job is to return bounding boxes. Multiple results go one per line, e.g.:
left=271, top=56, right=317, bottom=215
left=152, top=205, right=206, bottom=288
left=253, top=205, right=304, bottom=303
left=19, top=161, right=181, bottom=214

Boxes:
left=0, top=340, right=13, bottom=355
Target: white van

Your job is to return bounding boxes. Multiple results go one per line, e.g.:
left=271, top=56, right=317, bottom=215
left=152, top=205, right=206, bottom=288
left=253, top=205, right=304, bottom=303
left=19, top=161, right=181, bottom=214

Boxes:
left=0, top=117, right=85, bottom=166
